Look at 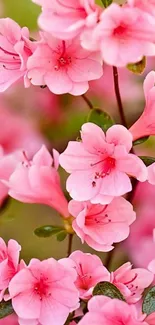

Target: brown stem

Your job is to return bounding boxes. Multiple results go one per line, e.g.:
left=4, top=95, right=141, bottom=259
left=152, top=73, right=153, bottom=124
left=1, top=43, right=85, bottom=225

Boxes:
left=112, top=66, right=127, bottom=128
left=104, top=248, right=116, bottom=270
left=82, top=94, right=93, bottom=110
left=67, top=234, right=73, bottom=257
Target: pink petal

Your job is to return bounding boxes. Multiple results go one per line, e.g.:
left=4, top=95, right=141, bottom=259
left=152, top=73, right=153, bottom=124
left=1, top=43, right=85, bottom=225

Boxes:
left=117, top=154, right=147, bottom=182
left=106, top=125, right=133, bottom=153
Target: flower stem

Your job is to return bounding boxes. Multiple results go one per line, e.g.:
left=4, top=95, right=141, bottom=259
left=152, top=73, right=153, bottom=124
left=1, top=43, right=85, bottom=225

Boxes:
left=67, top=234, right=73, bottom=257
left=81, top=94, right=94, bottom=109
left=104, top=248, right=116, bottom=270
left=112, top=66, right=127, bottom=128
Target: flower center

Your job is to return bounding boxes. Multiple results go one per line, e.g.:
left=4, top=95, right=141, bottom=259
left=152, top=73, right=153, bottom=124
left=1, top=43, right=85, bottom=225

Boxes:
left=113, top=25, right=127, bottom=37
left=34, top=278, right=50, bottom=300
left=54, top=56, right=72, bottom=71
left=91, top=157, right=116, bottom=187
left=54, top=40, right=72, bottom=71
left=76, top=263, right=91, bottom=290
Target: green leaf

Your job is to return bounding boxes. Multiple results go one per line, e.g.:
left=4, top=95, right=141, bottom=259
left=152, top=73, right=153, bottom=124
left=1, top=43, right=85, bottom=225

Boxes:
left=87, top=109, right=114, bottom=132
left=93, top=281, right=125, bottom=301
left=56, top=231, right=67, bottom=242
left=143, top=286, right=155, bottom=315
left=127, top=57, right=146, bottom=75
left=101, top=0, right=113, bottom=7
left=34, top=225, right=64, bottom=238
left=133, top=136, right=149, bottom=146
left=139, top=156, right=155, bottom=167
left=0, top=300, right=14, bottom=319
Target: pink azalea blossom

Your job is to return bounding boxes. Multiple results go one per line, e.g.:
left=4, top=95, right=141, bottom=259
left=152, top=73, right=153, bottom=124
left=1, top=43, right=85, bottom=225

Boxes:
left=78, top=296, right=147, bottom=325
left=126, top=181, right=155, bottom=268
left=0, top=18, right=35, bottom=92
left=0, top=237, right=21, bottom=301
left=27, top=34, right=103, bottom=95
left=59, top=123, right=147, bottom=204
left=0, top=149, right=23, bottom=206
left=6, top=145, right=69, bottom=218
left=111, top=262, right=154, bottom=304
left=9, top=258, right=79, bottom=325
left=69, top=197, right=136, bottom=252
left=82, top=3, right=155, bottom=67
left=130, top=71, right=155, bottom=141
left=60, top=251, right=110, bottom=299
left=33, top=0, right=101, bottom=40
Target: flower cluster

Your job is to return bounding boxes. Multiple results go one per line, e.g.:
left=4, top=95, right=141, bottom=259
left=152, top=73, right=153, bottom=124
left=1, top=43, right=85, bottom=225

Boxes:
left=0, top=0, right=155, bottom=325
left=1, top=0, right=155, bottom=94
left=0, top=240, right=154, bottom=325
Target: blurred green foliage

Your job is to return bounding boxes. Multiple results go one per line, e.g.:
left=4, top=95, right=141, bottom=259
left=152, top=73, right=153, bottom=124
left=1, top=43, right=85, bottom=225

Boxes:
left=3, top=0, right=40, bottom=30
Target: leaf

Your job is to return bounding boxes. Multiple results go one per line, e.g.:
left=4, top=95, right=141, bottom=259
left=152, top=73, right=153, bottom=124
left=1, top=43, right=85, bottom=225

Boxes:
left=34, top=225, right=64, bottom=238
left=143, top=286, right=155, bottom=315
left=139, top=156, right=155, bottom=167
left=0, top=300, right=14, bottom=319
left=87, top=109, right=114, bottom=132
left=101, top=0, right=113, bottom=7
left=133, top=136, right=149, bottom=146
left=56, top=231, right=67, bottom=242
left=127, top=57, right=146, bottom=75
left=93, top=281, right=125, bottom=301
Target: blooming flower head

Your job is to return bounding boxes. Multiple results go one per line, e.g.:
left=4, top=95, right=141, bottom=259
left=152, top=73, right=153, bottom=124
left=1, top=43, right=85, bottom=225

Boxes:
left=60, top=123, right=147, bottom=205
left=78, top=296, right=147, bottom=325
left=130, top=71, right=155, bottom=141
left=33, top=0, right=101, bottom=40
left=111, top=262, right=154, bottom=304
left=6, top=145, right=69, bottom=218
left=0, top=18, right=35, bottom=92
left=69, top=197, right=136, bottom=251
left=9, top=258, right=79, bottom=325
left=27, top=33, right=103, bottom=95
left=83, top=3, right=155, bottom=67
left=60, top=251, right=110, bottom=299
left=0, top=237, right=21, bottom=301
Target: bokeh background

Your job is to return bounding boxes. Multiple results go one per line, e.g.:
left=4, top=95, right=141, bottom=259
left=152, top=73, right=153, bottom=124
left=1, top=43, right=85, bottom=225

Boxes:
left=0, top=0, right=155, bottom=271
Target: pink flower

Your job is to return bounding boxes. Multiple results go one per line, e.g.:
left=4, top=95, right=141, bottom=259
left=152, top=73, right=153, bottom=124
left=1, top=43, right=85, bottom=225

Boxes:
left=69, top=197, right=136, bottom=251
left=0, top=237, right=21, bottom=301
left=78, top=296, right=147, bottom=325
left=83, top=3, right=155, bottom=67
left=27, top=34, right=103, bottom=95
left=112, top=262, right=154, bottom=304
left=33, top=0, right=100, bottom=40
left=60, top=251, right=110, bottom=299
left=9, top=258, right=79, bottom=325
left=0, top=149, right=23, bottom=206
left=59, top=123, right=147, bottom=204
left=130, top=71, right=155, bottom=141
left=126, top=181, right=155, bottom=268
left=6, top=145, right=69, bottom=218
left=0, top=18, right=35, bottom=92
